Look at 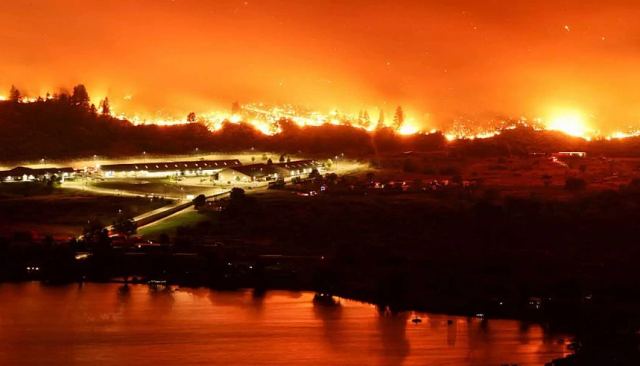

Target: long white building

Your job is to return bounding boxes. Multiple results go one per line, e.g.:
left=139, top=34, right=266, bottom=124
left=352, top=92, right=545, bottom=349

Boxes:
left=99, top=159, right=242, bottom=178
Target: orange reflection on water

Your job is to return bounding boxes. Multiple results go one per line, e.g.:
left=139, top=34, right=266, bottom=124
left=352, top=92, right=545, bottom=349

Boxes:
left=0, top=283, right=570, bottom=365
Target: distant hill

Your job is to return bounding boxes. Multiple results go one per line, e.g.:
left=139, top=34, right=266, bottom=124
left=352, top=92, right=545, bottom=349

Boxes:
left=450, top=127, right=640, bottom=157
left=1, top=98, right=640, bottom=161
left=0, top=99, right=444, bottom=161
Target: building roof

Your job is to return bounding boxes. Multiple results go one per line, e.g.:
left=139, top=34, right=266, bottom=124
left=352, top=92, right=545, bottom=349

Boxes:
left=274, top=160, right=317, bottom=171
left=100, top=159, right=241, bottom=172
left=0, top=166, right=75, bottom=178
left=223, top=163, right=283, bottom=178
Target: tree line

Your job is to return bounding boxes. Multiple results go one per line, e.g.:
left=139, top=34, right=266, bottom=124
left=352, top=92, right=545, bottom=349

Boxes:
left=3, top=84, right=640, bottom=161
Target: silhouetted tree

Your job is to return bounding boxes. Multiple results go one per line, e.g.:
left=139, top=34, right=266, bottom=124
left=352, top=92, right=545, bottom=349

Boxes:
left=83, top=218, right=110, bottom=245
left=187, top=112, right=197, bottom=123
left=56, top=89, right=70, bottom=104
left=267, top=158, right=273, bottom=165
left=393, top=106, right=404, bottom=129
left=192, top=194, right=206, bottom=208
left=71, top=84, right=90, bottom=109
left=99, top=97, right=111, bottom=115
left=113, top=215, right=137, bottom=237
left=279, top=154, right=286, bottom=163
left=325, top=173, right=338, bottom=184
left=309, top=168, right=321, bottom=179
left=9, top=85, right=20, bottom=102
left=230, top=187, right=245, bottom=201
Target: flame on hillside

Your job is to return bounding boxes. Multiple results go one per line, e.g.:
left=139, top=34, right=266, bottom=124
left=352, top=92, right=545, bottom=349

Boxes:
left=3, top=95, right=640, bottom=142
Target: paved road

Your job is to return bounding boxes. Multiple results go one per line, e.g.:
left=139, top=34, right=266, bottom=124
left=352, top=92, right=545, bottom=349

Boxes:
left=68, top=160, right=367, bottom=239
left=135, top=190, right=232, bottom=231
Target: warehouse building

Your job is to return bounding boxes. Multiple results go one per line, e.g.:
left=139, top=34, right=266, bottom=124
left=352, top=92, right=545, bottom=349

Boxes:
left=217, top=160, right=318, bottom=183
left=274, top=160, right=317, bottom=177
left=99, top=159, right=241, bottom=178
left=216, top=163, right=282, bottom=182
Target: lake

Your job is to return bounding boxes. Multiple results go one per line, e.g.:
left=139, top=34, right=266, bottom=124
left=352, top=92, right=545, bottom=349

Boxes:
left=0, top=283, right=571, bottom=365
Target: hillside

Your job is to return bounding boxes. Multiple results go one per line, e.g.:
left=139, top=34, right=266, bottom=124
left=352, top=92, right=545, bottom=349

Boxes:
left=2, top=98, right=640, bottom=161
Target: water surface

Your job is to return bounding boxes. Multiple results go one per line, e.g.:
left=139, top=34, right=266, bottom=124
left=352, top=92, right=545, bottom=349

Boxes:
left=0, top=283, right=570, bottom=365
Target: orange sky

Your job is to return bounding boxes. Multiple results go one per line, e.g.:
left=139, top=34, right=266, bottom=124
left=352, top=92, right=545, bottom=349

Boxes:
left=1, top=0, right=640, bottom=131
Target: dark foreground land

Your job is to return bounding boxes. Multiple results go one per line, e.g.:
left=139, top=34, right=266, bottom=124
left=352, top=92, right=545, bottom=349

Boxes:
left=0, top=182, right=170, bottom=239
left=2, top=170, right=640, bottom=365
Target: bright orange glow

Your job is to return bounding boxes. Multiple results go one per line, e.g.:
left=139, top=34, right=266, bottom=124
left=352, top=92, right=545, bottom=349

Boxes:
left=546, top=111, right=591, bottom=138
left=11, top=94, right=640, bottom=142
left=398, top=123, right=420, bottom=135
left=2, top=1, right=640, bottom=133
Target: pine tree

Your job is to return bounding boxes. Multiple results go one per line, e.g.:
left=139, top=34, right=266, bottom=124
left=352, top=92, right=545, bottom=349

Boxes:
left=9, top=85, right=21, bottom=102
left=393, top=106, right=404, bottom=129
left=99, top=97, right=111, bottom=115
left=71, top=84, right=90, bottom=108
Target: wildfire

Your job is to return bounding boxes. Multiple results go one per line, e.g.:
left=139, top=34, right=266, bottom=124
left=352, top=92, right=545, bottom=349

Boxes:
left=398, top=122, right=420, bottom=135
left=546, top=111, right=592, bottom=138
left=4, top=94, right=640, bottom=142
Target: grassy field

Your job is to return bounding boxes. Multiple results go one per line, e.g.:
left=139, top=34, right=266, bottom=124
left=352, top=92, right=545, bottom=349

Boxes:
left=0, top=189, right=170, bottom=239
left=91, top=179, right=214, bottom=196
left=138, top=209, right=210, bottom=239
left=0, top=182, right=79, bottom=199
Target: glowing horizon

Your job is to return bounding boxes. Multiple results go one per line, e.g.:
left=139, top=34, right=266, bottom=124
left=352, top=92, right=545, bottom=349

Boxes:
left=5, top=90, right=640, bottom=142
left=2, top=1, right=640, bottom=133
